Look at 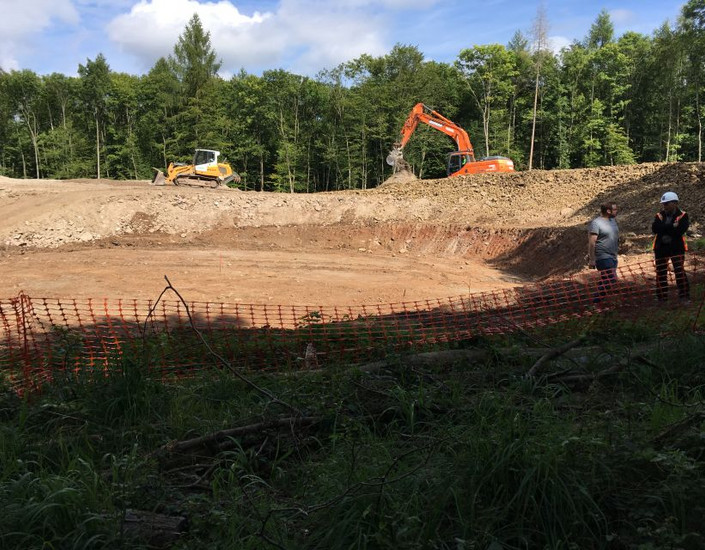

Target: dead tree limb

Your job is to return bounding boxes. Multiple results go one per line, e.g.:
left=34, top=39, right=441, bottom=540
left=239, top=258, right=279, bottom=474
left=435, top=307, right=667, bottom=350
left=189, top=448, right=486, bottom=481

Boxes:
left=357, top=349, right=502, bottom=373
left=651, top=411, right=705, bottom=449
left=120, top=509, right=187, bottom=548
left=155, top=416, right=320, bottom=468
left=527, top=334, right=587, bottom=377
left=161, top=416, right=320, bottom=457
left=549, top=361, right=625, bottom=384
left=354, top=345, right=610, bottom=375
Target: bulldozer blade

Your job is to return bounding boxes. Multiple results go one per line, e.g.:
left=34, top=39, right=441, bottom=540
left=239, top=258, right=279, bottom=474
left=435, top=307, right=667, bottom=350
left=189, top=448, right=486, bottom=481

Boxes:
left=151, top=169, right=167, bottom=186
left=221, top=173, right=242, bottom=187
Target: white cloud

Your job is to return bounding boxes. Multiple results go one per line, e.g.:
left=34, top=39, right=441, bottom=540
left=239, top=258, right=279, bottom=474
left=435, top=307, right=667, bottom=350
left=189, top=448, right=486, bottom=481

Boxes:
left=0, top=0, right=78, bottom=71
left=273, top=0, right=388, bottom=74
left=3, top=0, right=78, bottom=39
left=548, top=35, right=572, bottom=55
left=328, top=0, right=439, bottom=7
left=107, top=0, right=277, bottom=71
left=106, top=0, right=396, bottom=75
left=609, top=9, right=635, bottom=25
left=0, top=48, right=19, bottom=72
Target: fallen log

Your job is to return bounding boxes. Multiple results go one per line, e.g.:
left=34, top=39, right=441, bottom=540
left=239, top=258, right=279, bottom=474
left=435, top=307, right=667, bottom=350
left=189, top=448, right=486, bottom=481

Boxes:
left=527, top=335, right=587, bottom=377
left=155, top=416, right=321, bottom=470
left=121, top=509, right=187, bottom=548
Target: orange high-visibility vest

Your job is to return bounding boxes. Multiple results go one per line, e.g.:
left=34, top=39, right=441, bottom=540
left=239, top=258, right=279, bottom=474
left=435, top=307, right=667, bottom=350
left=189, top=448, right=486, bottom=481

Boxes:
left=652, top=211, right=688, bottom=250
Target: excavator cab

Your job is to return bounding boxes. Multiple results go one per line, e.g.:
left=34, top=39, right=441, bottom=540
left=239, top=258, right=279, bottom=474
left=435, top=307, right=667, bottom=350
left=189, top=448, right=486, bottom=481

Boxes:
left=447, top=152, right=475, bottom=176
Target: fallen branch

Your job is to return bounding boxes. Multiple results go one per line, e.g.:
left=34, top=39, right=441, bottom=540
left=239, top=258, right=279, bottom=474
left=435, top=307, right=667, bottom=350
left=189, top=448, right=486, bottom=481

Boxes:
left=549, top=361, right=625, bottom=384
left=162, top=415, right=320, bottom=457
left=651, top=410, right=705, bottom=449
left=353, top=345, right=610, bottom=374
left=120, top=509, right=187, bottom=547
left=357, top=349, right=493, bottom=373
left=527, top=334, right=587, bottom=377
left=155, top=415, right=321, bottom=472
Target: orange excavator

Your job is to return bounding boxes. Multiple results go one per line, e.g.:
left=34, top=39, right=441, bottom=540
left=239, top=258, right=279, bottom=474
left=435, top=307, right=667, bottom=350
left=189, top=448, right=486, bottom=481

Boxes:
left=386, top=103, right=514, bottom=176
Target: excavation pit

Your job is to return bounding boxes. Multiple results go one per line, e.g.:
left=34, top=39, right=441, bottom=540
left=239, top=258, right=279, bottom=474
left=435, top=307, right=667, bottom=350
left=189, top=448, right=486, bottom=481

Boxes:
left=1, top=161, right=703, bottom=305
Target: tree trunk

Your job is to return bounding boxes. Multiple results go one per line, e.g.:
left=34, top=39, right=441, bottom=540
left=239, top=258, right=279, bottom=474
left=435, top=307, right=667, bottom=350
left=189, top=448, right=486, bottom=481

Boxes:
left=31, top=133, right=40, bottom=179
left=19, top=135, right=27, bottom=179
left=306, top=137, right=311, bottom=193
left=278, top=109, right=295, bottom=193
left=529, top=70, right=540, bottom=170
left=507, top=95, right=515, bottom=154
left=483, top=99, right=491, bottom=157
left=95, top=112, right=101, bottom=179
left=696, top=88, right=702, bottom=162
left=60, top=101, right=72, bottom=173
left=360, top=128, right=367, bottom=190
left=345, top=134, right=352, bottom=190
left=21, top=109, right=41, bottom=179
left=127, top=106, right=138, bottom=180
left=665, top=93, right=673, bottom=161
left=120, top=509, right=187, bottom=547
left=259, top=151, right=264, bottom=192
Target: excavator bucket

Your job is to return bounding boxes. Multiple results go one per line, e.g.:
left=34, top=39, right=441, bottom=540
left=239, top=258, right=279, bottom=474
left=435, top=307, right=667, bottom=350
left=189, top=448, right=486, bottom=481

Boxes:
left=151, top=169, right=168, bottom=186
left=386, top=146, right=404, bottom=167
left=386, top=145, right=412, bottom=173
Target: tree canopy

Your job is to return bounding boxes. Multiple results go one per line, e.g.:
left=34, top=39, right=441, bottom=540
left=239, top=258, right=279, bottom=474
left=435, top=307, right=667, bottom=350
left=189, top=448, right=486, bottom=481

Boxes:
left=1, top=7, right=704, bottom=189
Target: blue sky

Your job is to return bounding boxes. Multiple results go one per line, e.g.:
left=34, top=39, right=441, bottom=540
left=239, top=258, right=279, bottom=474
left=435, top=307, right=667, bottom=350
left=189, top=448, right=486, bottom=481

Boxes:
left=0, top=0, right=685, bottom=78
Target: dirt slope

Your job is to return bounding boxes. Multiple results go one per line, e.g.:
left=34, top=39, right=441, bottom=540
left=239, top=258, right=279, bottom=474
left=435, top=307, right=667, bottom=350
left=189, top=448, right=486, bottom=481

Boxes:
left=0, top=162, right=702, bottom=303
left=2, top=162, right=702, bottom=250
left=374, top=162, right=704, bottom=233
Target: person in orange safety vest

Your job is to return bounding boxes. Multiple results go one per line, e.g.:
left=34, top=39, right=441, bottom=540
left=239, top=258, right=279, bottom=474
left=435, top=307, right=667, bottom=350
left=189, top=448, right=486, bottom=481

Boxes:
left=652, top=191, right=690, bottom=302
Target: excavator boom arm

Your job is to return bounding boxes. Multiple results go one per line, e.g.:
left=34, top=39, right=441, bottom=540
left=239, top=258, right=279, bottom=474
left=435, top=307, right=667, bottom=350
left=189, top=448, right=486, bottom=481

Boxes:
left=397, top=103, right=474, bottom=157
left=387, top=102, right=514, bottom=176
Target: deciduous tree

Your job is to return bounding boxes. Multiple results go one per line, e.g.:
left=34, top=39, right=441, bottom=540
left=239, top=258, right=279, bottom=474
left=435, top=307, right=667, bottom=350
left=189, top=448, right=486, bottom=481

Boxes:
left=456, top=44, right=517, bottom=157
left=78, top=54, right=112, bottom=178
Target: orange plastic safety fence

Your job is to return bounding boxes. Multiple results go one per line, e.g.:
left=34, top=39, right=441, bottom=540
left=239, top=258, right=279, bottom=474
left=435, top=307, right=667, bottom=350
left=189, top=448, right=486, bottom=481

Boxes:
left=1, top=254, right=704, bottom=391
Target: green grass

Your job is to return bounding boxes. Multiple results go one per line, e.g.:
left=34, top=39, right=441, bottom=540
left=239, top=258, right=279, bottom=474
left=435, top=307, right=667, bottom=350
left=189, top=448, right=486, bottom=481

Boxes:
left=690, top=237, right=705, bottom=252
left=2, top=318, right=705, bottom=549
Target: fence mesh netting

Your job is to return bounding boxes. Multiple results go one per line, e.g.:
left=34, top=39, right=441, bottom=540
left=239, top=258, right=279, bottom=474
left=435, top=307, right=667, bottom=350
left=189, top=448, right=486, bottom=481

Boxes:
left=2, top=254, right=704, bottom=391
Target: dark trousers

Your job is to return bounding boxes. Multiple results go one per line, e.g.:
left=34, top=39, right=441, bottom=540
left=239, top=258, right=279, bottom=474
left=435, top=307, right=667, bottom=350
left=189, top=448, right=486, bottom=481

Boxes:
left=594, top=257, right=618, bottom=302
left=655, top=254, right=690, bottom=300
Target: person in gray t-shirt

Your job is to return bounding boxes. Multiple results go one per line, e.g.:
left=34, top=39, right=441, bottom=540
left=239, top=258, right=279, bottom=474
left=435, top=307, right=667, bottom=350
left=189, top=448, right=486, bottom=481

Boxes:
left=588, top=202, right=619, bottom=301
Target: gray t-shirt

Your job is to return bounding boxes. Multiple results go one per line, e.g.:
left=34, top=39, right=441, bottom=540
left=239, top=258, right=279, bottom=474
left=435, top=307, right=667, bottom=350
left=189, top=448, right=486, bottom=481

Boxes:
left=588, top=216, right=619, bottom=261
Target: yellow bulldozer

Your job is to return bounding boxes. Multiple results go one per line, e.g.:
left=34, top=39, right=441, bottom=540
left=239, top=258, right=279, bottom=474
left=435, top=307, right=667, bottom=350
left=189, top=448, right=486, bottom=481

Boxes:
left=151, top=149, right=241, bottom=188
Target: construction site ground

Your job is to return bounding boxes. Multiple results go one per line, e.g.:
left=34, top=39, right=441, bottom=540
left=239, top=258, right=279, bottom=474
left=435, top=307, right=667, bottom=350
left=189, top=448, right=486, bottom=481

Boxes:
left=1, top=162, right=703, bottom=305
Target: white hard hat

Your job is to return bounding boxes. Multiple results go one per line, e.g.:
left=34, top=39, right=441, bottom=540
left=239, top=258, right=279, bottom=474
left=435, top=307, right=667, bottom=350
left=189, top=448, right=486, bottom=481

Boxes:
left=660, top=191, right=679, bottom=203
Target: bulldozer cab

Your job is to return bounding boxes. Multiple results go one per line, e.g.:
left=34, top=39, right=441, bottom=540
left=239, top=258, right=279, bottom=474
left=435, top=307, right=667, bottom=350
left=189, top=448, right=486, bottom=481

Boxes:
left=193, top=149, right=219, bottom=172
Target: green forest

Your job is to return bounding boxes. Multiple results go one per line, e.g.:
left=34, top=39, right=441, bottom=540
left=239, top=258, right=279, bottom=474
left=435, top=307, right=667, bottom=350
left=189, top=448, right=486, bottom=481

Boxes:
left=2, top=2, right=705, bottom=191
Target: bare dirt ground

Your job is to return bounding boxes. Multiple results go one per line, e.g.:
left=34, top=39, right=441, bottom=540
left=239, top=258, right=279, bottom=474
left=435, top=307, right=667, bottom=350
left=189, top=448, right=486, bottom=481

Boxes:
left=1, top=162, right=703, bottom=305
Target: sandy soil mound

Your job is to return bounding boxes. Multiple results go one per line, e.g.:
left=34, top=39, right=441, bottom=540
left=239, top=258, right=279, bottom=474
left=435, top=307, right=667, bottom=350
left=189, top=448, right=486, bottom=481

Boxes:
left=371, top=162, right=704, bottom=235
left=1, top=162, right=703, bottom=250
left=379, top=169, right=418, bottom=187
